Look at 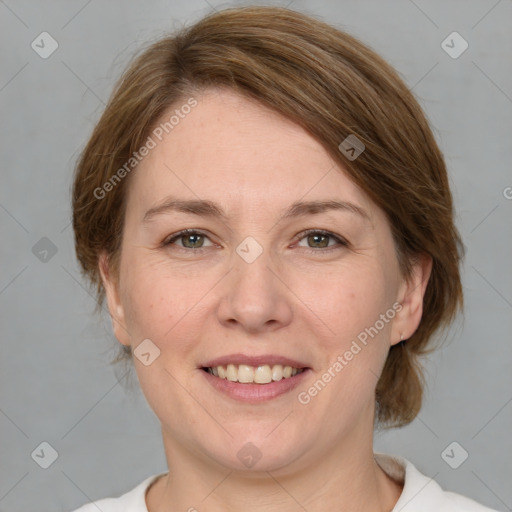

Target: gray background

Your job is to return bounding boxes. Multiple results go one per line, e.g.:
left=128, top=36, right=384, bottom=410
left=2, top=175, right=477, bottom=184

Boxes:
left=1, top=0, right=511, bottom=511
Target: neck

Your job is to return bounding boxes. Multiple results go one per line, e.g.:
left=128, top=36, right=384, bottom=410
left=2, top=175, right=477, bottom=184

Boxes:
left=147, top=413, right=403, bottom=512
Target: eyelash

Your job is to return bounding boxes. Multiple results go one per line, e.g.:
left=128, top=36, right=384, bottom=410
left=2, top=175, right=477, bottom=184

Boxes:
left=162, top=228, right=348, bottom=255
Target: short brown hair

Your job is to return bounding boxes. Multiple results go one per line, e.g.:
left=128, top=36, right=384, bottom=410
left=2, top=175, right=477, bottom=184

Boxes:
left=72, top=6, right=464, bottom=428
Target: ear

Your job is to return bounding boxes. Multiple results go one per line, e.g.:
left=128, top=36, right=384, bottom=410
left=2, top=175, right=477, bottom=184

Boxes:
left=390, top=253, right=433, bottom=346
left=98, top=251, right=131, bottom=347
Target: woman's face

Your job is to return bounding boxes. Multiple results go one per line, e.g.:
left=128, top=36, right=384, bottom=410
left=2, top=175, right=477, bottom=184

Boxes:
left=101, top=88, right=429, bottom=473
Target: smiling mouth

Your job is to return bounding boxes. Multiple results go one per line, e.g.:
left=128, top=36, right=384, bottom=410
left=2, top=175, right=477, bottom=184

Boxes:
left=202, top=364, right=306, bottom=384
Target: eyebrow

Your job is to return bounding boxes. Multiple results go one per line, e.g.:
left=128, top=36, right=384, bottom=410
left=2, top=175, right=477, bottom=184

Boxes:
left=142, top=197, right=370, bottom=224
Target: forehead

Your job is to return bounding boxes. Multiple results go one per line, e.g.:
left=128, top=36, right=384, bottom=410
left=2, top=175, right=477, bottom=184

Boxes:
left=126, top=88, right=373, bottom=220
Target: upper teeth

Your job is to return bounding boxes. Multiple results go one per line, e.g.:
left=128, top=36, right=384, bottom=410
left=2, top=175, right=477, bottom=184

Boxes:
left=207, top=364, right=304, bottom=384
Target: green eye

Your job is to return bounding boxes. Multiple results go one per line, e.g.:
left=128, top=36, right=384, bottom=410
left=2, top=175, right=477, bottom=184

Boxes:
left=306, top=233, right=331, bottom=248
left=180, top=233, right=205, bottom=248
left=297, top=230, right=348, bottom=251
left=163, top=228, right=348, bottom=253
left=164, top=230, right=212, bottom=249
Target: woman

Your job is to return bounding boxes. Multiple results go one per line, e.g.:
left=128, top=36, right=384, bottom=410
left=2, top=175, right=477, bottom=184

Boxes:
left=70, top=6, right=498, bottom=512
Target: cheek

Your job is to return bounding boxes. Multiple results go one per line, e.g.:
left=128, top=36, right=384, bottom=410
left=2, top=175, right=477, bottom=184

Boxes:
left=299, top=260, right=392, bottom=346
left=119, top=262, right=207, bottom=419
left=119, top=256, right=211, bottom=354
left=291, top=264, right=394, bottom=437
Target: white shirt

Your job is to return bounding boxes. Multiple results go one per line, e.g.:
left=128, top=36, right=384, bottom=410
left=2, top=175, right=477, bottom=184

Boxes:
left=71, top=452, right=499, bottom=511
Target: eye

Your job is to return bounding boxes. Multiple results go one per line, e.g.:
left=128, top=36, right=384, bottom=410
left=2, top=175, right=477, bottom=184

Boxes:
left=162, top=228, right=348, bottom=253
left=295, top=229, right=348, bottom=251
left=163, top=229, right=214, bottom=250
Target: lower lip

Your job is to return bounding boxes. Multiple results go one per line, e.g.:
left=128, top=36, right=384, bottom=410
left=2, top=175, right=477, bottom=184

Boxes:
left=201, top=368, right=311, bottom=402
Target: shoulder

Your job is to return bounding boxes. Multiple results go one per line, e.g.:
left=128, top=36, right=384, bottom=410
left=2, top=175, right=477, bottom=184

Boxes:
left=69, top=472, right=166, bottom=512
left=70, top=496, right=122, bottom=512
left=435, top=489, right=501, bottom=511
left=375, top=452, right=500, bottom=512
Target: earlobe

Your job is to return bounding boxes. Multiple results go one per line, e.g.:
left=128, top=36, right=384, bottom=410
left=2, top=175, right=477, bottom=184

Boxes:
left=390, top=253, right=433, bottom=346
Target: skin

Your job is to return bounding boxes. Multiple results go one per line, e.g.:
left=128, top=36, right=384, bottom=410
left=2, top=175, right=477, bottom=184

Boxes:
left=99, top=88, right=432, bottom=512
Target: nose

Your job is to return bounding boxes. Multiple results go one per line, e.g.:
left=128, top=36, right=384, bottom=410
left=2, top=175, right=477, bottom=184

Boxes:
left=216, top=247, right=293, bottom=334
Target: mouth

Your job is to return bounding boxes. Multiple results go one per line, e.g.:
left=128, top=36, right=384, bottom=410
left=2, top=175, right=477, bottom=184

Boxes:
left=200, top=357, right=311, bottom=402
left=202, top=364, right=306, bottom=384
